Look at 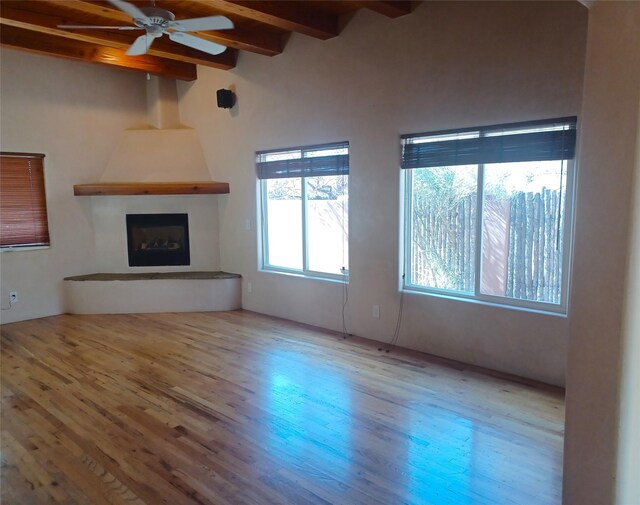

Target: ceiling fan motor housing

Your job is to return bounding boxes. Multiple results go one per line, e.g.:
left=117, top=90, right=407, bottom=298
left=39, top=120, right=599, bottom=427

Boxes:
left=135, top=7, right=175, bottom=28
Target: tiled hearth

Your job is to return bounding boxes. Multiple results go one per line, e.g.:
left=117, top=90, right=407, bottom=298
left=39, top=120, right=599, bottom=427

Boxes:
left=64, top=271, right=241, bottom=314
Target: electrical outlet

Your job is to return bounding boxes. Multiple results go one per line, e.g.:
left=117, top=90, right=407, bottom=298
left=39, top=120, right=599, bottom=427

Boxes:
left=9, top=291, right=18, bottom=303
left=372, top=304, right=380, bottom=318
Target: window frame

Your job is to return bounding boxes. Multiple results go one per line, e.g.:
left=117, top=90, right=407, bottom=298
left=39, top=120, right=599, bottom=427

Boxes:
left=257, top=142, right=349, bottom=282
left=401, top=120, right=576, bottom=315
left=0, top=152, right=51, bottom=251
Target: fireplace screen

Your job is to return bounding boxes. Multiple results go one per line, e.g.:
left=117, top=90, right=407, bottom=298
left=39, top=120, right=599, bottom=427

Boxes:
left=126, top=213, right=190, bottom=267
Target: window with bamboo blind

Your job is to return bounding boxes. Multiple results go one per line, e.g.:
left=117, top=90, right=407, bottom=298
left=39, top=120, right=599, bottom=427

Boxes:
left=0, top=152, right=50, bottom=249
left=400, top=117, right=577, bottom=314
left=256, top=142, right=349, bottom=280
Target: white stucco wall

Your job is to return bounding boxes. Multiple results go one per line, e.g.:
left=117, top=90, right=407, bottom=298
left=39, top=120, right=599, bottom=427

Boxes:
left=0, top=52, right=224, bottom=323
left=617, top=97, right=640, bottom=505
left=0, top=52, right=148, bottom=323
left=562, top=2, right=640, bottom=504
left=178, top=1, right=588, bottom=385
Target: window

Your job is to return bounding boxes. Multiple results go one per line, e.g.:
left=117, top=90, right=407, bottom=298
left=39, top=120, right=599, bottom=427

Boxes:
left=0, top=152, right=50, bottom=249
left=257, top=142, right=349, bottom=279
left=401, top=117, right=577, bottom=313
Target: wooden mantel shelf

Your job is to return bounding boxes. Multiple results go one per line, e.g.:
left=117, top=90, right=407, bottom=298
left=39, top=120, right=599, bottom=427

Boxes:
left=73, top=182, right=229, bottom=196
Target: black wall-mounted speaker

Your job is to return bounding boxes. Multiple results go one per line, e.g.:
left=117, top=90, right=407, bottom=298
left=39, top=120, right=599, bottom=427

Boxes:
left=216, top=88, right=235, bottom=109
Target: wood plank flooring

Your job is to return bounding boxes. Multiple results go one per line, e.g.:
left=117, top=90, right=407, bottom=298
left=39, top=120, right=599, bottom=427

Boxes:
left=0, top=311, right=564, bottom=505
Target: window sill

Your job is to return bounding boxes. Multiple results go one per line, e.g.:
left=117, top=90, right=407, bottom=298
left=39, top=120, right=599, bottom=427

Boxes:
left=402, top=286, right=567, bottom=317
left=1, top=245, right=50, bottom=252
left=260, top=267, right=349, bottom=284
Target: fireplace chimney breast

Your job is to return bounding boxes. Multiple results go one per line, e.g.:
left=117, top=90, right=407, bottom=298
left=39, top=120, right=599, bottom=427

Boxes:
left=100, top=76, right=211, bottom=182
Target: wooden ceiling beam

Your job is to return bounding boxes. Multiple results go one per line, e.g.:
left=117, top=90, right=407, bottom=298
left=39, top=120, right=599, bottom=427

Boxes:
left=174, top=26, right=282, bottom=57
left=360, top=1, right=414, bottom=18
left=52, top=0, right=283, bottom=56
left=0, top=1, right=420, bottom=77
left=0, top=4, right=131, bottom=49
left=0, top=4, right=237, bottom=69
left=46, top=0, right=133, bottom=25
left=199, top=0, right=340, bottom=40
left=0, top=25, right=197, bottom=81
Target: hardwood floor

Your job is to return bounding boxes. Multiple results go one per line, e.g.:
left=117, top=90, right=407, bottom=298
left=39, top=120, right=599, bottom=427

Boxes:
left=0, top=311, right=564, bottom=505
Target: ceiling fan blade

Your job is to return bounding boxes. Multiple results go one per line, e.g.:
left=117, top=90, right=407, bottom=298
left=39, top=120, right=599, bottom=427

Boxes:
left=107, top=0, right=150, bottom=22
left=126, top=34, right=154, bottom=56
left=168, top=32, right=227, bottom=55
left=57, top=25, right=143, bottom=30
left=169, top=16, right=234, bottom=33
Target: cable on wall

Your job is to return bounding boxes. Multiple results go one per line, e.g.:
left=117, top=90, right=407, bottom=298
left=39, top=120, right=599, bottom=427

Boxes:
left=379, top=273, right=406, bottom=353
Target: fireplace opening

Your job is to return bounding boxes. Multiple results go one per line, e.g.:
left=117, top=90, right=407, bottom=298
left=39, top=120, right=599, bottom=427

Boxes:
left=126, top=213, right=190, bottom=267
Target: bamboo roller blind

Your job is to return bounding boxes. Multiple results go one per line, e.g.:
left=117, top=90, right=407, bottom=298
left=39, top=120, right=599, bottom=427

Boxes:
left=0, top=153, right=50, bottom=248
left=401, top=117, right=578, bottom=169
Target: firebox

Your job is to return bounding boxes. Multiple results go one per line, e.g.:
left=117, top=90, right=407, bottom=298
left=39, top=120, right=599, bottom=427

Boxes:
left=126, top=213, right=190, bottom=267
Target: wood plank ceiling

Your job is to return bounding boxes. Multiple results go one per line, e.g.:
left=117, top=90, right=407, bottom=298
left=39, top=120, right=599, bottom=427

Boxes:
left=0, top=0, right=416, bottom=81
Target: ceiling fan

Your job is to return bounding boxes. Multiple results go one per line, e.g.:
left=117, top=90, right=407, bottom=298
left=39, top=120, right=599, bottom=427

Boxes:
left=58, top=0, right=234, bottom=56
